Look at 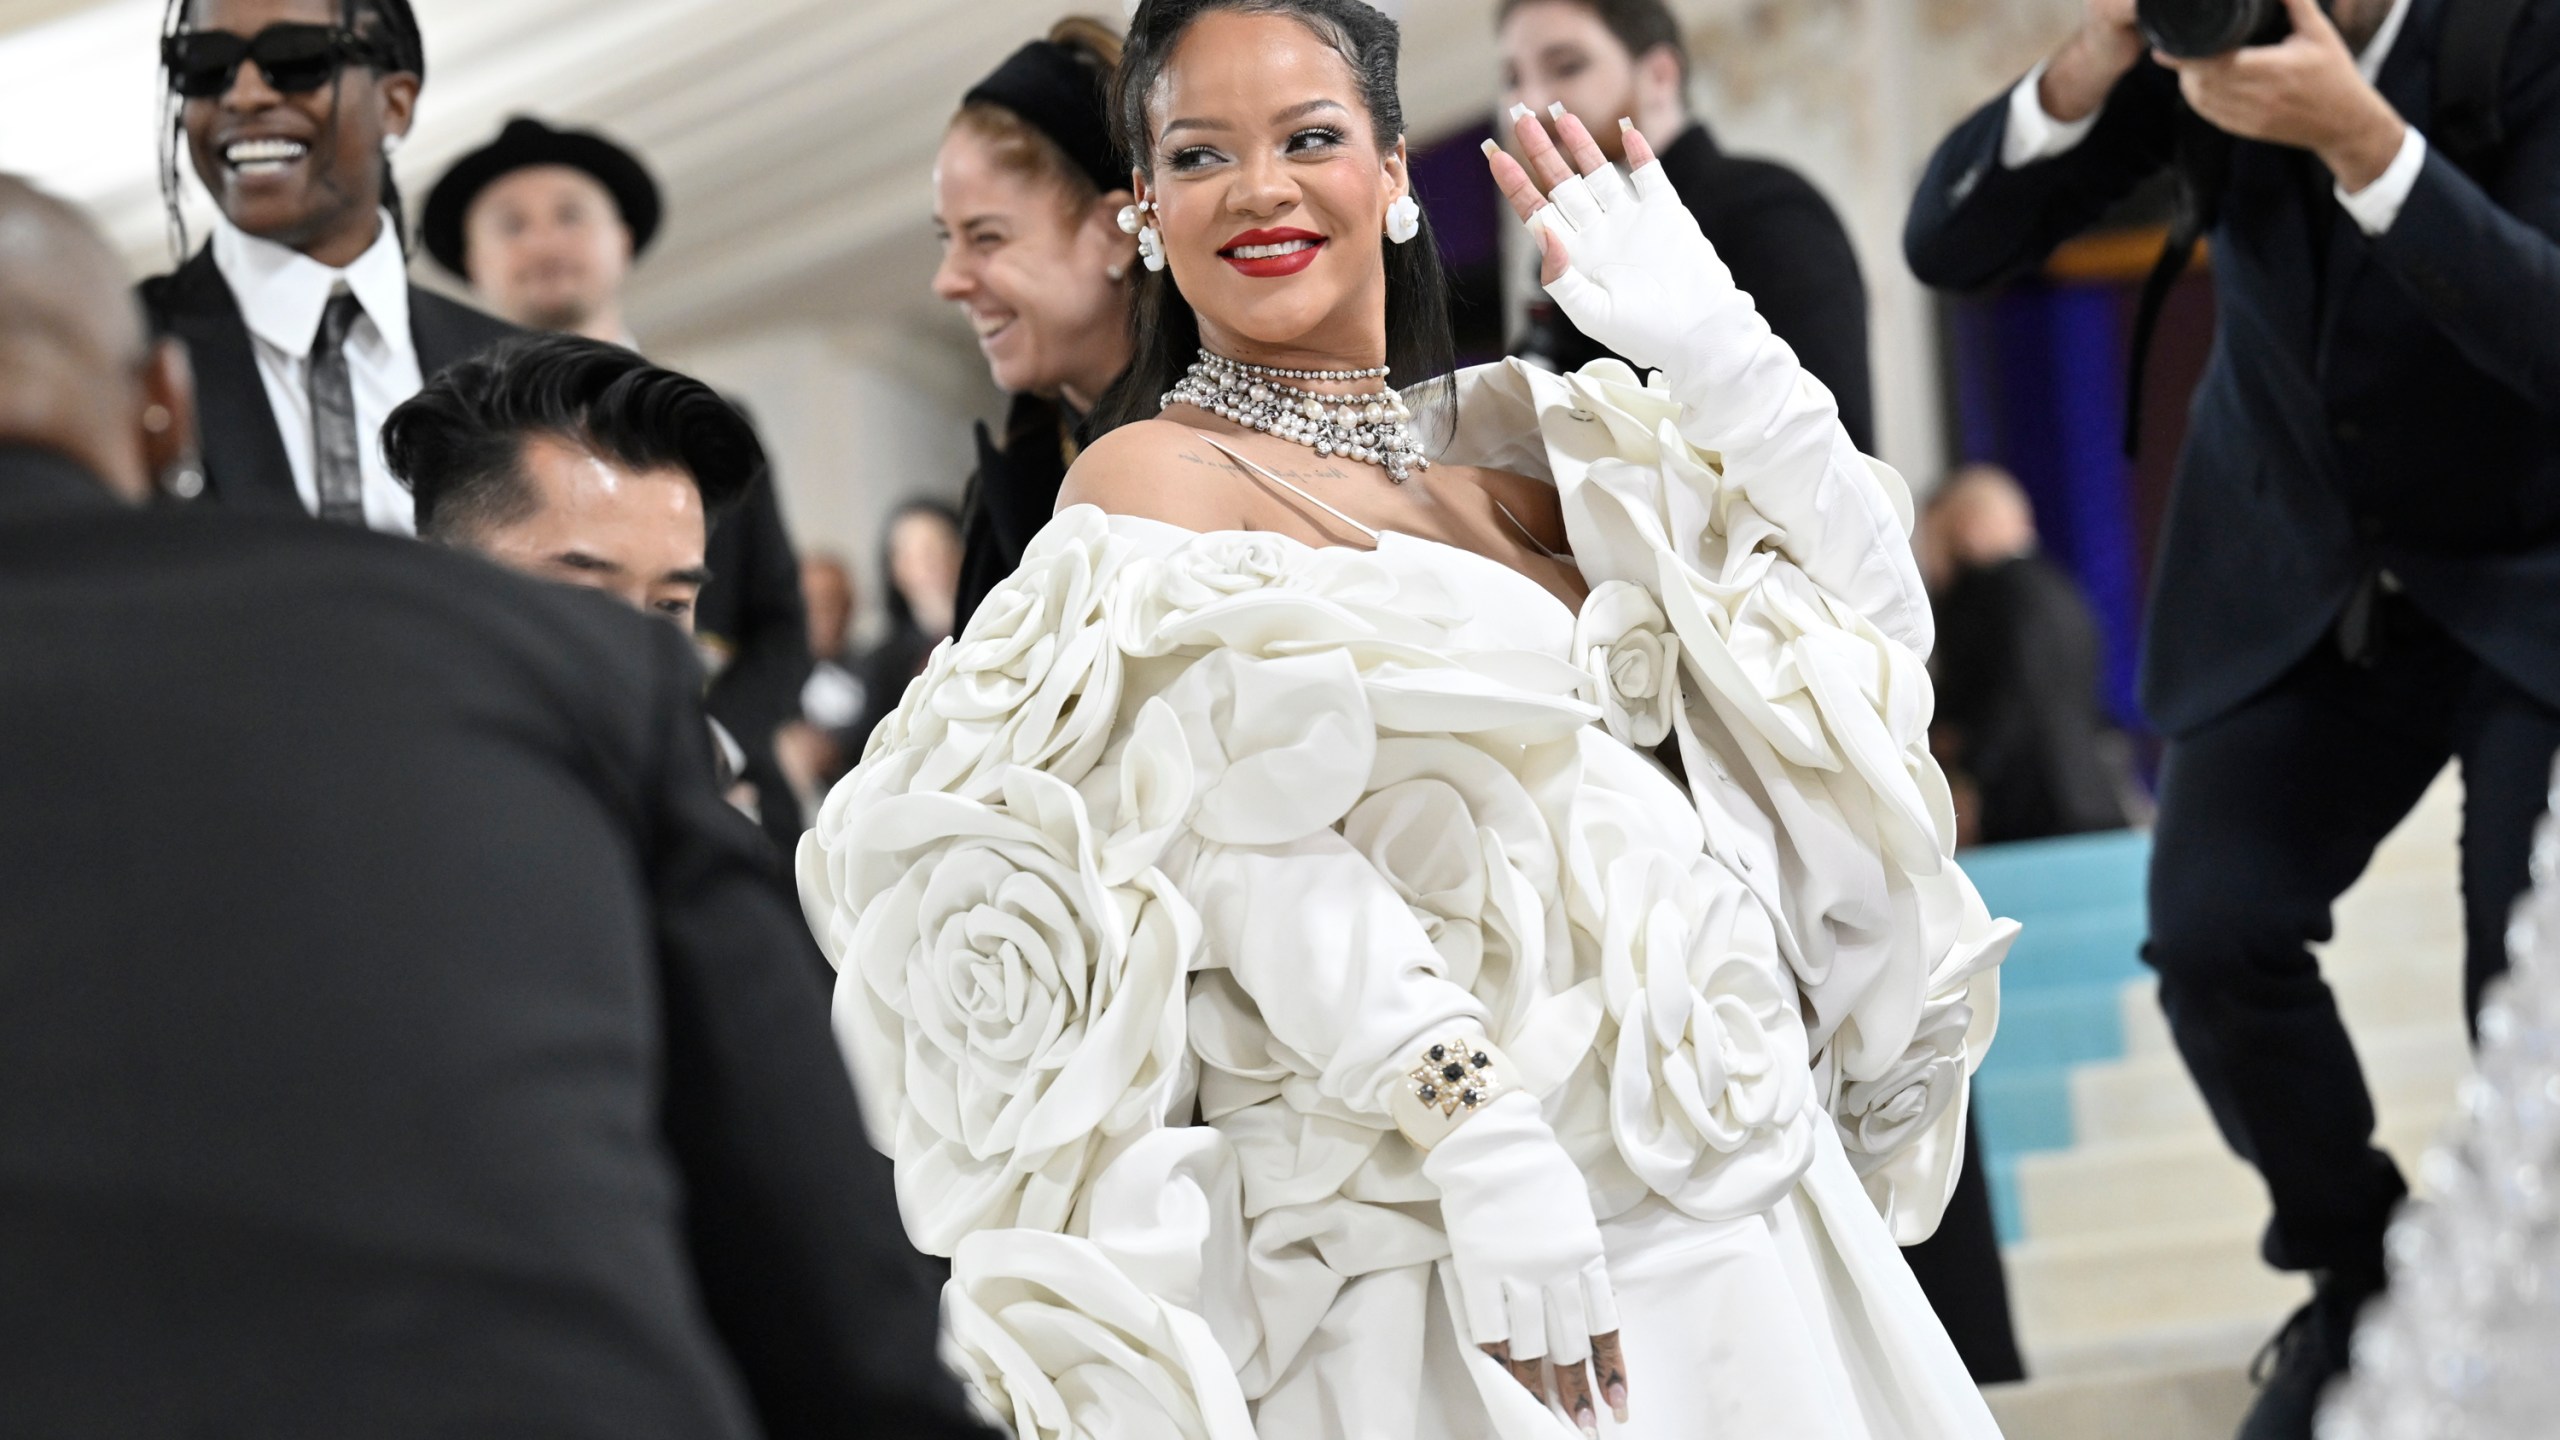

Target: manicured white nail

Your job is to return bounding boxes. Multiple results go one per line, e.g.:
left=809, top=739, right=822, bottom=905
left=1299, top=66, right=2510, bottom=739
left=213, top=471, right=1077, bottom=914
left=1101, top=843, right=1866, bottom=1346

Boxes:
left=1508, top=102, right=1533, bottom=122
left=1618, top=117, right=1635, bottom=132
left=1547, top=101, right=1568, bottom=121
left=1479, top=138, right=1501, bottom=158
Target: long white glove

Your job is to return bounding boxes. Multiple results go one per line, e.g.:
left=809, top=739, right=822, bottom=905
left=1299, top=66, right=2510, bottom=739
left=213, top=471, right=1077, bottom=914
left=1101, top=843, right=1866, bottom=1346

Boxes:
left=1525, top=138, right=1932, bottom=654
left=1421, top=1089, right=1619, bottom=1366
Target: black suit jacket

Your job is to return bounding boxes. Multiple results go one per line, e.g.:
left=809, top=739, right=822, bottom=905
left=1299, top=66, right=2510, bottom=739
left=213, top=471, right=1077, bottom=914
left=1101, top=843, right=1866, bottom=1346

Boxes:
left=953, top=391, right=1082, bottom=635
left=137, top=246, right=519, bottom=516
left=1518, top=122, right=1876, bottom=452
left=697, top=415, right=812, bottom=852
left=1906, top=0, right=2560, bottom=735
left=0, top=445, right=984, bottom=1440
left=1933, top=554, right=2131, bottom=843
left=139, top=249, right=813, bottom=847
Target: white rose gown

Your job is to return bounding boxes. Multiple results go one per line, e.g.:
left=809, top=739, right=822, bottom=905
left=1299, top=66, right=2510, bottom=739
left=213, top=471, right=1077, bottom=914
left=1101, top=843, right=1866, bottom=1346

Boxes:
left=801, top=357, right=2015, bottom=1439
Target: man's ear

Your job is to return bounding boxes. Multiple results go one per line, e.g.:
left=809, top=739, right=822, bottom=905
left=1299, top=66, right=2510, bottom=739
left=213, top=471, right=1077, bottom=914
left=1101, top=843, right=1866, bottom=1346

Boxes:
left=1634, top=43, right=1685, bottom=118
left=139, top=337, right=199, bottom=505
left=379, top=71, right=420, bottom=143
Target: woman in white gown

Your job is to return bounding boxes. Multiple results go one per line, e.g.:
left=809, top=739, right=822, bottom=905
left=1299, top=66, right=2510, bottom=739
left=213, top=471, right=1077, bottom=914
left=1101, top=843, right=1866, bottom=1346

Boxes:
left=801, top=2, right=2016, bottom=1436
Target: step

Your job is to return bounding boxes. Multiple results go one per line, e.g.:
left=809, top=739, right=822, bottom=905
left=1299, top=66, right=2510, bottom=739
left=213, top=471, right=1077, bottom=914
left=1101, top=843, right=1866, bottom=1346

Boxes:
left=2014, top=1115, right=2446, bottom=1242
left=2021, top=1314, right=2281, bottom=1381
left=2007, top=1217, right=2310, bottom=1348
left=2117, top=959, right=2469, bottom=1061
left=1983, top=1362, right=2255, bottom=1440
left=2070, top=1022, right=2470, bottom=1145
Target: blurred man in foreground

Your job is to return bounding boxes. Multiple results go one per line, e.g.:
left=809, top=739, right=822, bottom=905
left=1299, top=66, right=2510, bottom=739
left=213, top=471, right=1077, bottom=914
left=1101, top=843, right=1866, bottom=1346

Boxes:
left=0, top=174, right=983, bottom=1440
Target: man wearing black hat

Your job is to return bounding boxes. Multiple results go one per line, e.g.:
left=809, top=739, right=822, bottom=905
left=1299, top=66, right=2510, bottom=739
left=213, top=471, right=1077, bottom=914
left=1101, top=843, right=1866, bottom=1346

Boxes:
left=425, top=117, right=813, bottom=851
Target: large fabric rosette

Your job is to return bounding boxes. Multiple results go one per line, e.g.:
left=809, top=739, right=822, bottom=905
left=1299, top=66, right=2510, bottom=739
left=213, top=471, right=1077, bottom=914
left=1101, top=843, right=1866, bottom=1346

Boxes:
left=1437, top=356, right=2015, bottom=1235
left=818, top=763, right=1199, bottom=1254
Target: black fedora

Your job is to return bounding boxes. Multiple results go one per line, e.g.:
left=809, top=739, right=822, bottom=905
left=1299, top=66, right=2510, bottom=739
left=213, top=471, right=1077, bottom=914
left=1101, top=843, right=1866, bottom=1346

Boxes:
left=421, top=116, right=663, bottom=279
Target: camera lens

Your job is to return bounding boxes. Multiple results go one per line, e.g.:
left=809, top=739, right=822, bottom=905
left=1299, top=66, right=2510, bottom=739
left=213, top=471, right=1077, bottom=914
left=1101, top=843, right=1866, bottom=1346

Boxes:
left=2136, top=0, right=2281, bottom=58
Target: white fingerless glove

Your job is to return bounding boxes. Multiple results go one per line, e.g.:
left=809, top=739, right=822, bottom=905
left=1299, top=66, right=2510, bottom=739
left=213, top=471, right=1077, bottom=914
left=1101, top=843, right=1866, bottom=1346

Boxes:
left=1421, top=1089, right=1619, bottom=1366
left=1530, top=151, right=1931, bottom=652
left=1527, top=154, right=1840, bottom=478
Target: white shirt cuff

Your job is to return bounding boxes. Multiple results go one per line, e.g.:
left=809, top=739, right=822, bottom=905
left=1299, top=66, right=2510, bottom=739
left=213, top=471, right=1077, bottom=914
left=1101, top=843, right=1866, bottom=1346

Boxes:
left=2335, top=125, right=2428, bottom=236
left=2001, top=60, right=2102, bottom=169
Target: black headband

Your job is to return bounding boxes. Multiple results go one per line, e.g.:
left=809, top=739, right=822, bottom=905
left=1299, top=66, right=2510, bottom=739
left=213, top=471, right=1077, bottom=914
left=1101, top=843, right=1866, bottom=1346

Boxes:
left=961, top=40, right=1124, bottom=196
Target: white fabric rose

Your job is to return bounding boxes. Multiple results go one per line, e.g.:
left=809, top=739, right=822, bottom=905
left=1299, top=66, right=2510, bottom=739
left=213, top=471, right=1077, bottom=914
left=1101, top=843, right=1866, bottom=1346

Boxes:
left=1837, top=998, right=1970, bottom=1161
left=835, top=767, right=1198, bottom=1255
left=1340, top=737, right=1568, bottom=1039
left=944, top=1226, right=1255, bottom=1440
left=1596, top=849, right=1816, bottom=1220
left=1574, top=579, right=1678, bottom=747
left=1115, top=528, right=1435, bottom=660
left=896, top=506, right=1132, bottom=801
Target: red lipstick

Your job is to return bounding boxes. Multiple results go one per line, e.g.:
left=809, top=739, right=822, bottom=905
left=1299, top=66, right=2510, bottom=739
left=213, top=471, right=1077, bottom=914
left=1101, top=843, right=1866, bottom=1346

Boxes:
left=1219, top=226, right=1326, bottom=278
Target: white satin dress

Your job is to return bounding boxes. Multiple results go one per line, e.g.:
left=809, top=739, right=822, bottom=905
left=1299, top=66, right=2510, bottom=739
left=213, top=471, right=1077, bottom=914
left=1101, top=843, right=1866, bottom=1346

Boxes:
left=801, top=358, right=2015, bottom=1440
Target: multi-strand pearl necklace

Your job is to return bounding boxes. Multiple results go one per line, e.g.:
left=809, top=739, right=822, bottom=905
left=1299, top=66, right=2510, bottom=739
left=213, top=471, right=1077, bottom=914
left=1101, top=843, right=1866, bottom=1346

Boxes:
left=1161, top=350, right=1430, bottom=484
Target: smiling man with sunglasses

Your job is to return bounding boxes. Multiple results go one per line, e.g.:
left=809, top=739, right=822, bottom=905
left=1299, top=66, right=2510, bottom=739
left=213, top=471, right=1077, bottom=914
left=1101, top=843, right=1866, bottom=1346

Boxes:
left=137, top=0, right=513, bottom=534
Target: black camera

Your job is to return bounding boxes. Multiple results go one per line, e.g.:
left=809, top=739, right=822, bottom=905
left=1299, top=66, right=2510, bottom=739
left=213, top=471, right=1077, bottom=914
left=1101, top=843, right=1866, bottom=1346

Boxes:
left=2136, top=0, right=2293, bottom=57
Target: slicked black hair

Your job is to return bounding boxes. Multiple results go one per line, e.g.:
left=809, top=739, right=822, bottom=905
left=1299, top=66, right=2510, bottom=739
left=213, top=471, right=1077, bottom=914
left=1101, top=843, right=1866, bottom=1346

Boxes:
left=382, top=333, right=766, bottom=543
left=1093, top=0, right=1457, bottom=437
left=156, top=0, right=426, bottom=260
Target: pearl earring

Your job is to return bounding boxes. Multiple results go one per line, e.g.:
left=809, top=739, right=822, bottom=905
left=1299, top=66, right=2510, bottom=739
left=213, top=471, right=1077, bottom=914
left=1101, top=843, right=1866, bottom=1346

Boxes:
left=1117, top=200, right=1166, bottom=272
left=382, top=133, right=403, bottom=157
left=1385, top=194, right=1421, bottom=245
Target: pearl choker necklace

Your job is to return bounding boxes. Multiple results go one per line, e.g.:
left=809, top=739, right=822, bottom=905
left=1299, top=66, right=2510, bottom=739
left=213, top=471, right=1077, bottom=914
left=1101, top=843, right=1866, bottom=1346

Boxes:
left=1162, top=349, right=1430, bottom=484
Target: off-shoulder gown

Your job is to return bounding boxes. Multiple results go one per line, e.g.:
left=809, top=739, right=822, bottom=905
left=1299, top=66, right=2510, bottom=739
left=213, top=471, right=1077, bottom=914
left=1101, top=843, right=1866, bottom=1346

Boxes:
left=802, top=358, right=2015, bottom=1439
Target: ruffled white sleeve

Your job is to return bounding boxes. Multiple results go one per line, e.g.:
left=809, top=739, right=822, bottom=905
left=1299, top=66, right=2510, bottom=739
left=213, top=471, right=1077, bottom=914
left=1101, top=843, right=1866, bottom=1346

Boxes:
left=1438, top=356, right=2015, bottom=1240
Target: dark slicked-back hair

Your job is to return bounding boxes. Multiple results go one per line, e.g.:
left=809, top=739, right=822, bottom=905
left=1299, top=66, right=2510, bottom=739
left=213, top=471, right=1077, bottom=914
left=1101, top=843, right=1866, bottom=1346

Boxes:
left=1094, top=0, right=1457, bottom=437
left=382, top=333, right=765, bottom=543
left=1495, top=0, right=1689, bottom=86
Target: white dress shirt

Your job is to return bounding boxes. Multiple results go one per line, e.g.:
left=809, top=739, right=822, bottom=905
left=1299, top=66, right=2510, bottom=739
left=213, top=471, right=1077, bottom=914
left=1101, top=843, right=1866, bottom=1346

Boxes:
left=2002, top=0, right=2426, bottom=235
left=210, top=210, right=425, bottom=534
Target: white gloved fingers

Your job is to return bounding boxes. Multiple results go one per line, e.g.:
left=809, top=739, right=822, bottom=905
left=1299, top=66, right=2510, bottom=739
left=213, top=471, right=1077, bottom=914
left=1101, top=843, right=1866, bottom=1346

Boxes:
left=1505, top=1280, right=1551, bottom=1363
left=1525, top=199, right=1579, bottom=247
left=1459, top=1267, right=1512, bottom=1351
left=1580, top=1257, right=1621, bottom=1336
left=1547, top=173, right=1604, bottom=231
left=1629, top=158, right=1677, bottom=205
left=1542, top=265, right=1607, bottom=333
left=1582, top=160, right=1633, bottom=214
left=1542, top=1280, right=1594, bottom=1366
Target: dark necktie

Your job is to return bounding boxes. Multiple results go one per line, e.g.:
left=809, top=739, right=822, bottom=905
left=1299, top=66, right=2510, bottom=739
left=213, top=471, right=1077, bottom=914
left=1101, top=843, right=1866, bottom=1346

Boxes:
left=308, top=288, right=367, bottom=526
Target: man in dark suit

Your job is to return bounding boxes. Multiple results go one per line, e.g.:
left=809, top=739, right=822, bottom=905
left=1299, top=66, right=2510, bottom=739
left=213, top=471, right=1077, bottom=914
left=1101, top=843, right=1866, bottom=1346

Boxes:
left=1496, top=0, right=1876, bottom=449
left=0, top=173, right=986, bottom=1440
left=422, top=117, right=813, bottom=848
left=1908, top=0, right=2560, bottom=1429
left=1924, top=466, right=2133, bottom=847
left=138, top=0, right=515, bottom=531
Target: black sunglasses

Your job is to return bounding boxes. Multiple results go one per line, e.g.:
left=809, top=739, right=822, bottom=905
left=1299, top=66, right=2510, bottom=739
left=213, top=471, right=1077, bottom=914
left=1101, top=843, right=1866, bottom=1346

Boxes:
left=161, top=23, right=390, bottom=100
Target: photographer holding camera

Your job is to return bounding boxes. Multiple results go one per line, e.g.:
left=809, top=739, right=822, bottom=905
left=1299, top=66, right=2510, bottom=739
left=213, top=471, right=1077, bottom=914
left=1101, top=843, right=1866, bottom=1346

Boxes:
left=1908, top=0, right=2560, bottom=1433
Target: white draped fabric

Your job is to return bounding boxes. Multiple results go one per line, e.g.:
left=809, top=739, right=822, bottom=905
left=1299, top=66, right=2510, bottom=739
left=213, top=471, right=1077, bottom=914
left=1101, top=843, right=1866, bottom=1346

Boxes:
left=801, top=358, right=2015, bottom=1438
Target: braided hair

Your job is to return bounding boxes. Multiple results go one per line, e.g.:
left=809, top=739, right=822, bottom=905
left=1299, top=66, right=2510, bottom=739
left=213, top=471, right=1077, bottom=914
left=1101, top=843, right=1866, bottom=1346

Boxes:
left=155, top=0, right=426, bottom=262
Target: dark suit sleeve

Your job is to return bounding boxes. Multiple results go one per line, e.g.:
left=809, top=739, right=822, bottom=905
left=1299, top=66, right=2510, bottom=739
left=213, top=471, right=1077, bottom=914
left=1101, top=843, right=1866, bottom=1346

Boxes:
left=1904, top=62, right=2182, bottom=293
left=637, top=627, right=988, bottom=1440
left=1709, top=171, right=1877, bottom=452
left=2369, top=21, right=2560, bottom=415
